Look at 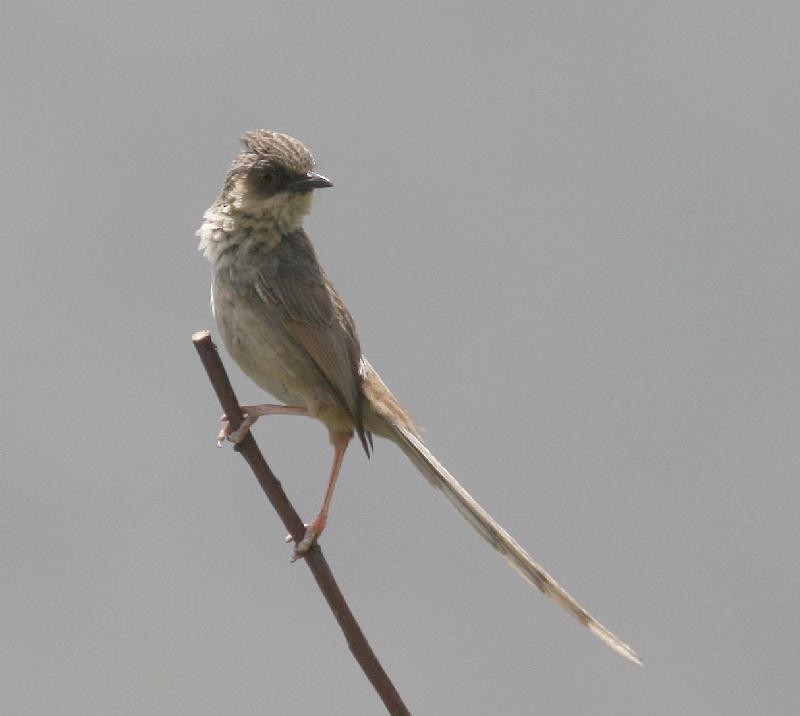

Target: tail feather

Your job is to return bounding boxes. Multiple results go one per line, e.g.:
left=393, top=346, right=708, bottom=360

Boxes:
left=389, top=420, right=643, bottom=667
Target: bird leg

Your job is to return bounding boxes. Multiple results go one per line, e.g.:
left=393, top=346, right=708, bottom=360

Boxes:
left=291, top=431, right=351, bottom=560
left=218, top=404, right=309, bottom=445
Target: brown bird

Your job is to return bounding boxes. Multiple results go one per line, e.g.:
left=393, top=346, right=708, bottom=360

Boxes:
left=198, top=129, right=642, bottom=666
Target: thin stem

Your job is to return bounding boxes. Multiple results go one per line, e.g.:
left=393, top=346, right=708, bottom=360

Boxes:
left=192, top=331, right=410, bottom=716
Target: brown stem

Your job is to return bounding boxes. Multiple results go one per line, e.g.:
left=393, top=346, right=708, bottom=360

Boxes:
left=192, top=331, right=411, bottom=716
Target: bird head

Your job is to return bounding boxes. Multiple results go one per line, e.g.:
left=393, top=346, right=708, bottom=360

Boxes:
left=222, top=130, right=333, bottom=231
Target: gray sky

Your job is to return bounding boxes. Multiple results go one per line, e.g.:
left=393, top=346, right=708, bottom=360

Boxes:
left=3, top=2, right=799, bottom=714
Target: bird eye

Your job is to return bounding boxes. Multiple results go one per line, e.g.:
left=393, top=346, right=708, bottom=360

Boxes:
left=259, top=171, right=277, bottom=187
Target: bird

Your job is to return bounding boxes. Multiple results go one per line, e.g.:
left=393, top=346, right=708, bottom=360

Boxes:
left=197, top=129, right=642, bottom=666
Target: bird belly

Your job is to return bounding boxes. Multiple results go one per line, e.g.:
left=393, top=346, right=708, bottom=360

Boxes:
left=211, top=282, right=302, bottom=403
left=211, top=279, right=352, bottom=436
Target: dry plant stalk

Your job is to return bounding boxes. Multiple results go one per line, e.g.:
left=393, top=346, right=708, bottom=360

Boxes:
left=192, top=330, right=410, bottom=716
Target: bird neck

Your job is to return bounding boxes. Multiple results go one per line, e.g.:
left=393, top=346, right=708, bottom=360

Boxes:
left=197, top=194, right=308, bottom=267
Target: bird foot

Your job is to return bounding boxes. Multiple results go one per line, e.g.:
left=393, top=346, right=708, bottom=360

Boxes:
left=216, top=411, right=258, bottom=446
left=288, top=517, right=326, bottom=561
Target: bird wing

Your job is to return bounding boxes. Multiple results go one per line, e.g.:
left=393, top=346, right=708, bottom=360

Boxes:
left=255, top=230, right=371, bottom=454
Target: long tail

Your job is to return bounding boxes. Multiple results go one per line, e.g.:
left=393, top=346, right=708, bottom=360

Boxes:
left=388, top=420, right=642, bottom=666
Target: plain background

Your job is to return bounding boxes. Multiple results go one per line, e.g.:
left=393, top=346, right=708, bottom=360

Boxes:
left=3, top=2, right=799, bottom=714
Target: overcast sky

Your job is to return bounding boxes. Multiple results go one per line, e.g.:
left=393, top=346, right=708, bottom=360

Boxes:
left=3, top=2, right=799, bottom=714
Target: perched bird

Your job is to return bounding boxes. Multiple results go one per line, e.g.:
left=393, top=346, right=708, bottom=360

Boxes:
left=198, top=130, right=642, bottom=666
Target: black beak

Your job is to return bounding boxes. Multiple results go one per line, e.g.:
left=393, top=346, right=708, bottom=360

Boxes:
left=288, top=171, right=333, bottom=191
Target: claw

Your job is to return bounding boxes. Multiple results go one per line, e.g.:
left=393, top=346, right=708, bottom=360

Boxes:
left=285, top=522, right=310, bottom=548
left=217, top=414, right=234, bottom=446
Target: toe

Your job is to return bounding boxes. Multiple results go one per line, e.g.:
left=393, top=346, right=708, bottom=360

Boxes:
left=227, top=426, right=249, bottom=443
left=291, top=525, right=319, bottom=561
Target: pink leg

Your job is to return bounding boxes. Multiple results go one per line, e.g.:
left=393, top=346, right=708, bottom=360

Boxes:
left=217, top=404, right=309, bottom=446
left=291, top=432, right=352, bottom=560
